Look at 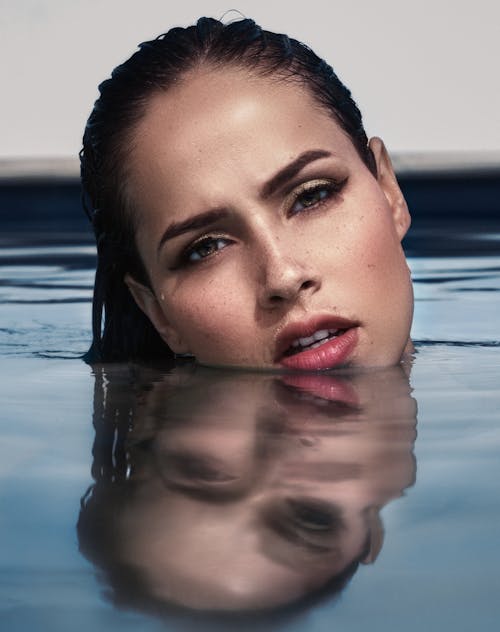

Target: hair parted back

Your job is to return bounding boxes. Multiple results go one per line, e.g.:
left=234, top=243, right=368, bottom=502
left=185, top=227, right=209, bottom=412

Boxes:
left=81, top=16, right=376, bottom=363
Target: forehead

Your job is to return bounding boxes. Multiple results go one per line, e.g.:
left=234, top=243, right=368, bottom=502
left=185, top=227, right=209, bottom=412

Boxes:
left=128, top=67, right=358, bottom=205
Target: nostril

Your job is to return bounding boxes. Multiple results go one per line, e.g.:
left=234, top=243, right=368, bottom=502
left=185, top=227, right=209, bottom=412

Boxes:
left=266, top=279, right=316, bottom=305
left=300, top=279, right=315, bottom=290
left=269, top=294, right=284, bottom=303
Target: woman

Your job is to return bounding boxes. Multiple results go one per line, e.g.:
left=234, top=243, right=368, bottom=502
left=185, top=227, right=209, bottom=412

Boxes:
left=81, top=17, right=413, bottom=369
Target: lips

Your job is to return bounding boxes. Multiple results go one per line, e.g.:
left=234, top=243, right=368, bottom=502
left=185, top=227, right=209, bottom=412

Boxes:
left=275, top=316, right=359, bottom=371
left=280, top=374, right=359, bottom=406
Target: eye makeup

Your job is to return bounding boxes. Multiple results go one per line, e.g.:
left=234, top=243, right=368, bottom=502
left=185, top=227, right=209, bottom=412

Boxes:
left=286, top=177, right=348, bottom=217
left=165, top=173, right=348, bottom=271
left=169, top=233, right=234, bottom=270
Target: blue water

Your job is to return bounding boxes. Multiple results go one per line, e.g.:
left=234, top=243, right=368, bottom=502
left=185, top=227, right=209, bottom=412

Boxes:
left=1, top=238, right=499, bottom=631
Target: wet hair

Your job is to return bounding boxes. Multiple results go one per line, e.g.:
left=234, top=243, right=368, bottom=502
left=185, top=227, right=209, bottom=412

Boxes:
left=81, top=16, right=377, bottom=363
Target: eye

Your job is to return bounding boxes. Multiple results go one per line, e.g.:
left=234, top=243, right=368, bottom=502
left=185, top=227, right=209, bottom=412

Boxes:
left=289, top=178, right=347, bottom=216
left=287, top=498, right=340, bottom=532
left=182, top=236, right=232, bottom=265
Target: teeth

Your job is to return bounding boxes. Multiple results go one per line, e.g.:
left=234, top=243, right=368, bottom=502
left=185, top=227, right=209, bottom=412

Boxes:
left=309, top=340, right=327, bottom=350
left=290, top=328, right=340, bottom=350
left=298, top=334, right=315, bottom=346
left=313, top=329, right=330, bottom=342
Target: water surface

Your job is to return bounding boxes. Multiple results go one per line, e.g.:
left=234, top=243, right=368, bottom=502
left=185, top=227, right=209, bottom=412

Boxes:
left=1, top=234, right=499, bottom=631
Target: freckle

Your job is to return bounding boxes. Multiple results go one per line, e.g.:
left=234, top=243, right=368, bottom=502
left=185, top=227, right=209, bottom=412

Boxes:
left=367, top=264, right=376, bottom=269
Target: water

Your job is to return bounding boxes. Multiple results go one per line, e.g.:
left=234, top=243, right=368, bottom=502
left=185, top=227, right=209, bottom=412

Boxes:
left=1, top=235, right=499, bottom=631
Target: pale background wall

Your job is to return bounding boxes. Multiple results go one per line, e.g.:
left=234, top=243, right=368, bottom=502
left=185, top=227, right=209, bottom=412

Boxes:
left=1, top=0, right=499, bottom=158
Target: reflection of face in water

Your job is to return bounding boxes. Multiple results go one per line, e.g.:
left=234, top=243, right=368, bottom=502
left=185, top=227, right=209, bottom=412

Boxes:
left=79, top=365, right=417, bottom=614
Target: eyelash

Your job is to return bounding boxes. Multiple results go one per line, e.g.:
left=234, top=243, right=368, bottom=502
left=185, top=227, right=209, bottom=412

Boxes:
left=287, top=177, right=347, bottom=216
left=173, top=177, right=347, bottom=268
left=173, top=234, right=233, bottom=268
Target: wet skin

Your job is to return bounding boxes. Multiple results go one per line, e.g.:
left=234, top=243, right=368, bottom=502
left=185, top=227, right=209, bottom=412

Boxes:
left=125, top=67, right=413, bottom=370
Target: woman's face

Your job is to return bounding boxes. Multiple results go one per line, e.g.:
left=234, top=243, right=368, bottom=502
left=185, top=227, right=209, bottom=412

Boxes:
left=126, top=67, right=413, bottom=370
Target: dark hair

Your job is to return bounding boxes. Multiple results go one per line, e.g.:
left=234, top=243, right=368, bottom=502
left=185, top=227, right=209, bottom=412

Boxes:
left=81, top=16, right=376, bottom=363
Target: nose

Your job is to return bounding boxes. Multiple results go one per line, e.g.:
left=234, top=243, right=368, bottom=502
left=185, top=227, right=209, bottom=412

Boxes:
left=256, top=237, right=321, bottom=310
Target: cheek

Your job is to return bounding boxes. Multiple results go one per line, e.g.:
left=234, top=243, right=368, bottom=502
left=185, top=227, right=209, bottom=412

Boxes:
left=343, top=205, right=407, bottom=288
left=325, top=201, right=413, bottom=353
left=161, top=266, right=253, bottom=343
left=350, top=209, right=413, bottom=349
left=307, top=203, right=404, bottom=304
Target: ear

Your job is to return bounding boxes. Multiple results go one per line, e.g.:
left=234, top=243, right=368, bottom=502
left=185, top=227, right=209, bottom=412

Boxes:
left=361, top=507, right=385, bottom=565
left=369, top=137, right=411, bottom=241
left=124, top=274, right=191, bottom=355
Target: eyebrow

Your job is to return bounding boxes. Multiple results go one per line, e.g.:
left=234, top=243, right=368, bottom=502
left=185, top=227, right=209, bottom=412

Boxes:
left=156, top=149, right=332, bottom=256
left=260, top=149, right=332, bottom=199
left=157, top=208, right=229, bottom=255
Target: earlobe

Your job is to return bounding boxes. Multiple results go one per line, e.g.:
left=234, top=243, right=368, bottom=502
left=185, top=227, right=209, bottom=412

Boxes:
left=368, top=137, right=411, bottom=241
left=124, top=274, right=191, bottom=354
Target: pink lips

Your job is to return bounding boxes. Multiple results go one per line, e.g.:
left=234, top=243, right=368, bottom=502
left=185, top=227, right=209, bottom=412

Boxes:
left=281, top=374, right=359, bottom=405
left=275, top=316, right=359, bottom=371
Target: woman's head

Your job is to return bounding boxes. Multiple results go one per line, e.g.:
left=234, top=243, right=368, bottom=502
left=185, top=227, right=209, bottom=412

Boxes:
left=81, top=16, right=413, bottom=368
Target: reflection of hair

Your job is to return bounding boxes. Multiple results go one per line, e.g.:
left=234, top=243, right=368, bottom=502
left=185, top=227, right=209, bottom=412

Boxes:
left=80, top=485, right=367, bottom=627
left=79, top=488, right=367, bottom=627
left=80, top=16, right=376, bottom=362
left=77, top=366, right=368, bottom=623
